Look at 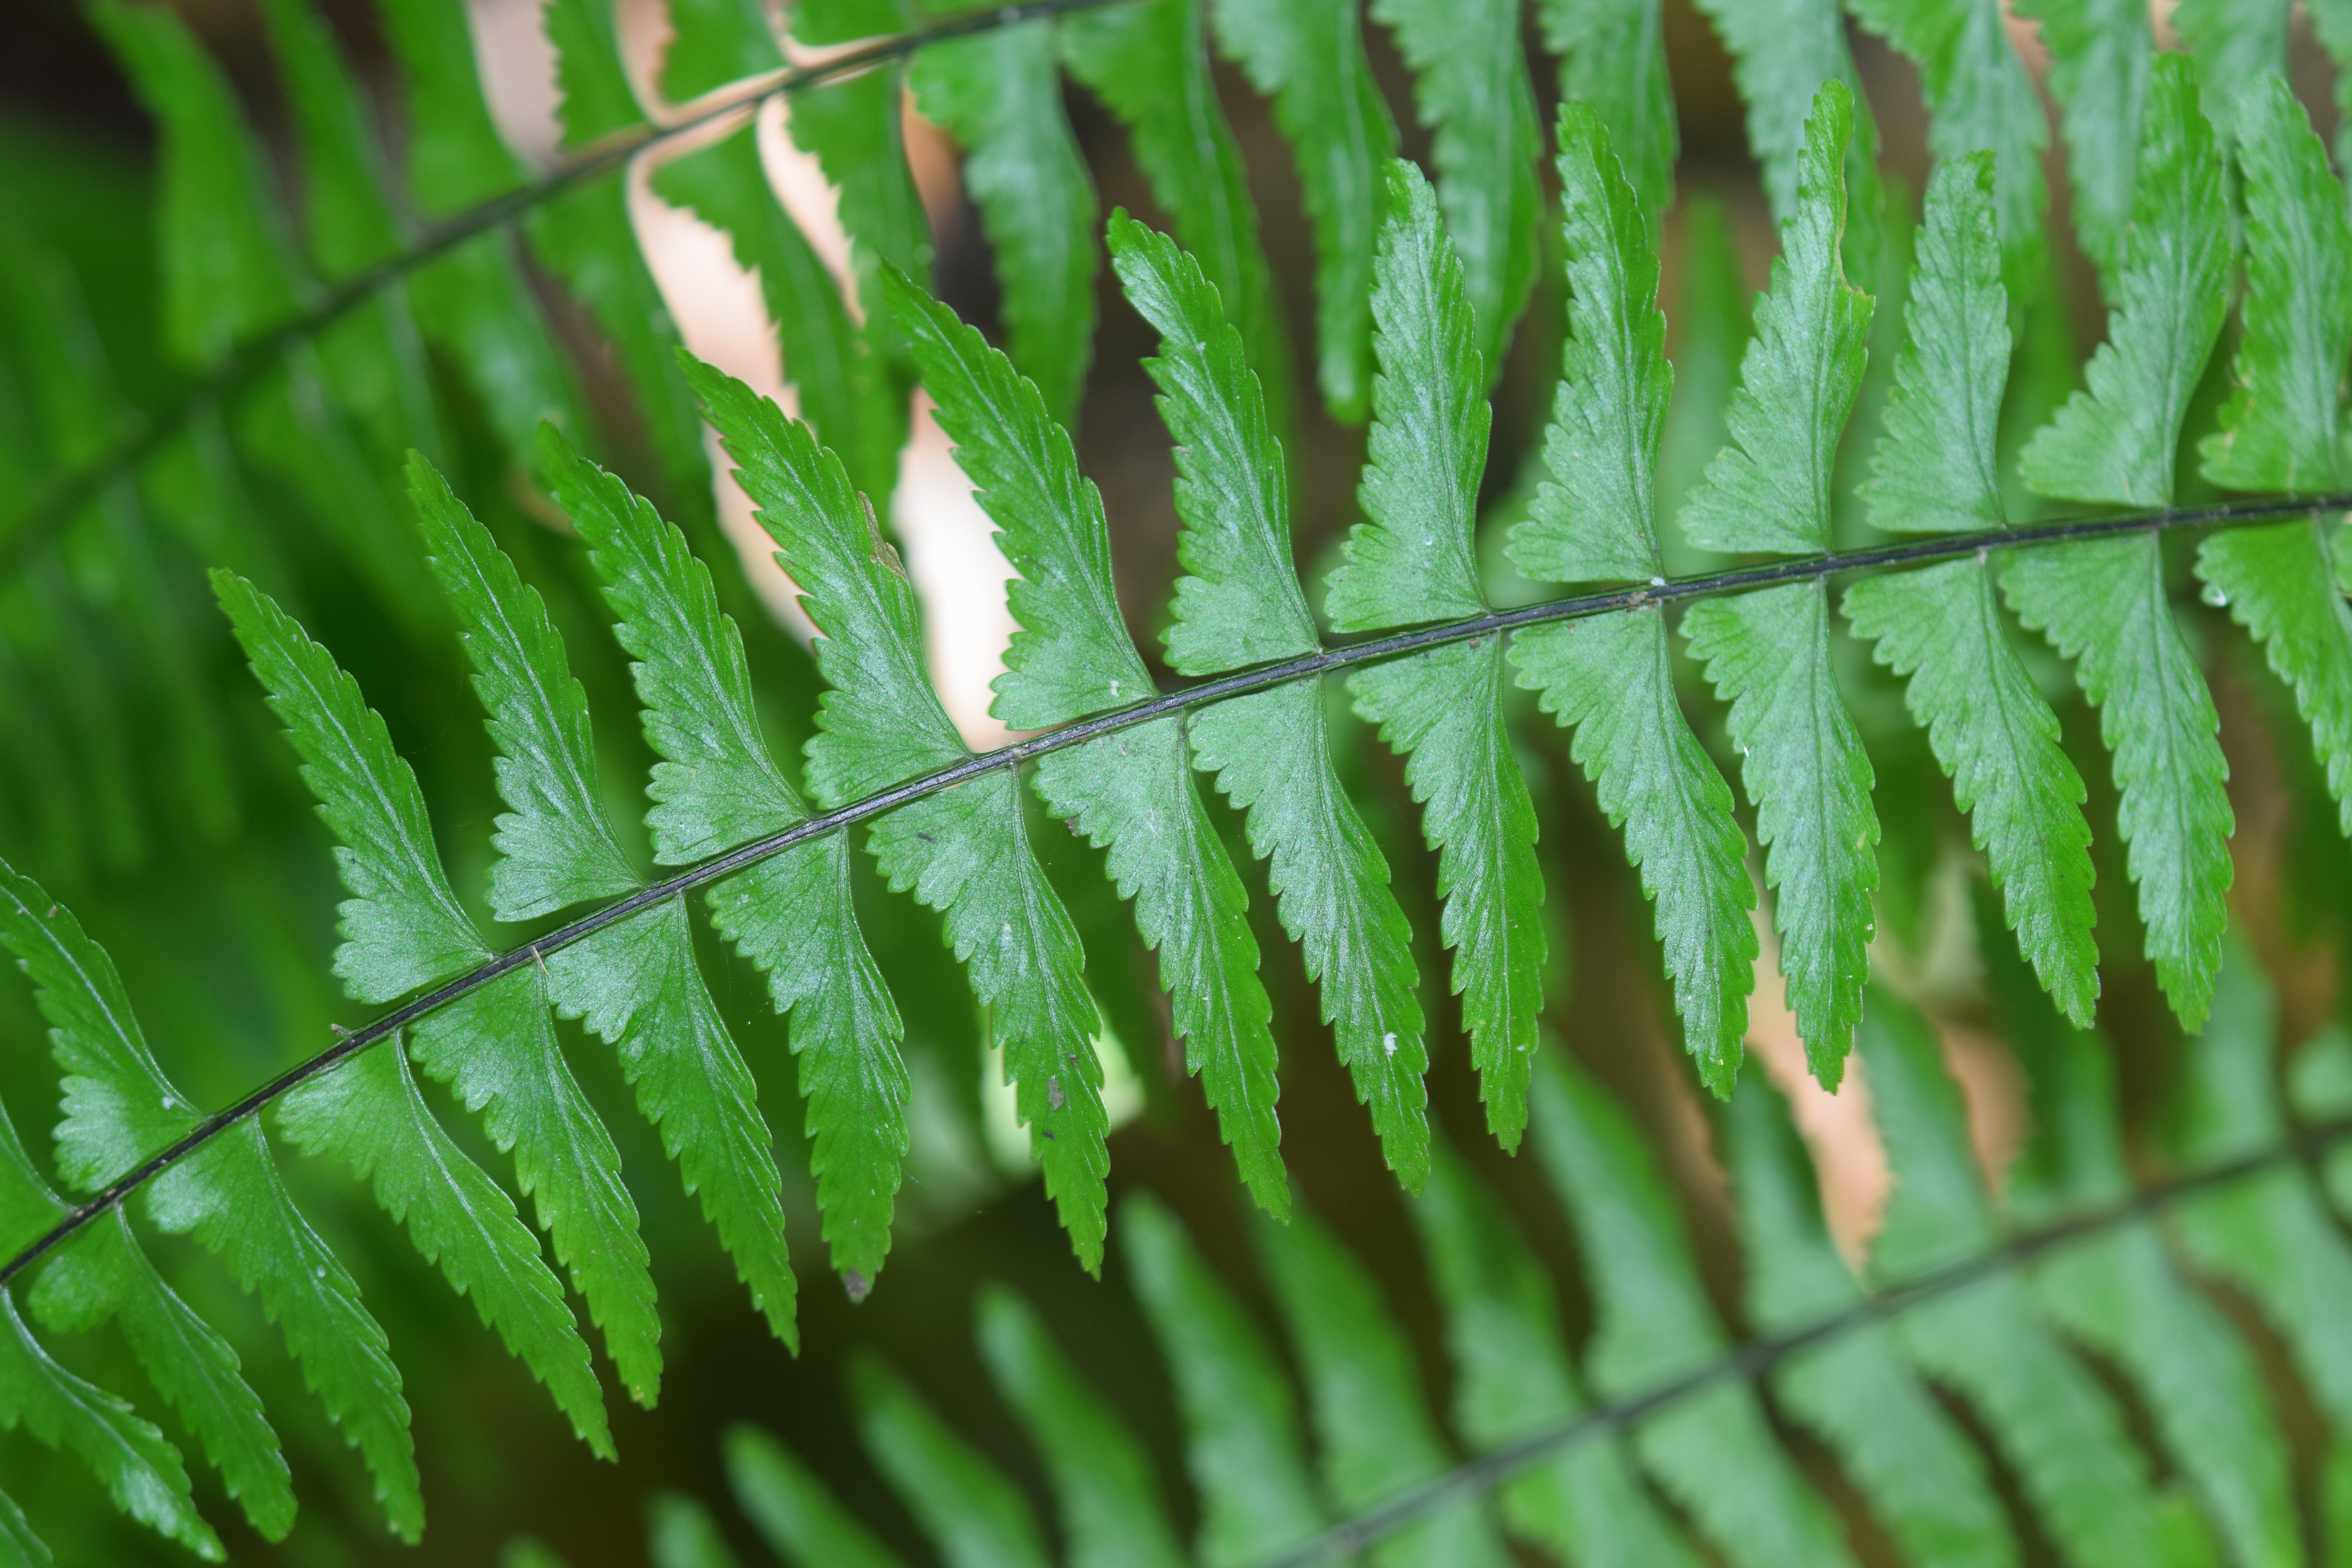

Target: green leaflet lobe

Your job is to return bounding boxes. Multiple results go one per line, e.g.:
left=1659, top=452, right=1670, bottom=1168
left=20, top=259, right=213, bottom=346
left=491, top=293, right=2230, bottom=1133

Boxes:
left=1681, top=80, right=1874, bottom=557
left=887, top=271, right=1152, bottom=728
left=1512, top=102, right=1673, bottom=587
left=408, top=969, right=661, bottom=1404
left=975, top=1287, right=1189, bottom=1568
left=1213, top=0, right=1397, bottom=421
left=724, top=1424, right=909, bottom=1568
left=907, top=16, right=1100, bottom=429
left=1537, top=0, right=1677, bottom=225
left=1512, top=608, right=1755, bottom=1089
left=214, top=572, right=490, bottom=1003
left=1684, top=579, right=1878, bottom=1086
left=850, top=1354, right=1053, bottom=1568
left=1844, top=561, right=2096, bottom=1022
left=1369, top=0, right=1542, bottom=379
left=1350, top=640, right=1544, bottom=1143
left=2011, top=0, right=2151, bottom=287
left=1864, top=152, right=2010, bottom=537
left=1326, top=161, right=1490, bottom=632
left=1035, top=722, right=1284, bottom=1217
left=410, top=456, right=639, bottom=921
left=1120, top=1194, right=1323, bottom=1567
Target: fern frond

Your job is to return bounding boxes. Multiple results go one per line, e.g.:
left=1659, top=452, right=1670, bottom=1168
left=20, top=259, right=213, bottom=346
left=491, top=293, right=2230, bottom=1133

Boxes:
left=885, top=270, right=1289, bottom=1216
left=1845, top=154, right=2098, bottom=1023
left=1213, top=0, right=1396, bottom=423
left=1368, top=0, right=1542, bottom=379
left=211, top=571, right=611, bottom=1457
left=1680, top=83, right=1878, bottom=1081
left=0, top=855, right=423, bottom=1536
left=1062, top=0, right=1297, bottom=447
left=1720, top=1076, right=2015, bottom=1568
left=1510, top=106, right=1756, bottom=1091
left=545, top=428, right=902, bottom=1296
left=909, top=12, right=1100, bottom=428
left=1844, top=0, right=2045, bottom=288
left=1528, top=1050, right=1858, bottom=1567
left=849, top=1352, right=1054, bottom=1568
left=1121, top=1192, right=1325, bottom=1568
left=1535, top=0, right=1676, bottom=224
left=724, top=1423, right=908, bottom=1568
left=975, top=1285, right=1189, bottom=1568
left=1114, top=211, right=1430, bottom=1184
left=2196, top=75, right=2352, bottom=838
left=1255, top=1201, right=1514, bottom=1568
left=2012, top=0, right=2152, bottom=287
left=1409, top=1136, right=1698, bottom=1565
left=690, top=358, right=1115, bottom=1264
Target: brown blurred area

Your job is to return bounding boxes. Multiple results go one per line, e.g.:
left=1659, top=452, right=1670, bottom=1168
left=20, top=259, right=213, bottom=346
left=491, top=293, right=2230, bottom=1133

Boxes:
left=6, top=2, right=2350, bottom=1563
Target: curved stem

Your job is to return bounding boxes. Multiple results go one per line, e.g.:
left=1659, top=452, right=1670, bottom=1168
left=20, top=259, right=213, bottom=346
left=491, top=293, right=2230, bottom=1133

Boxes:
left=1252, top=1109, right=2352, bottom=1568
left=0, top=0, right=1133, bottom=577
left=0, top=493, right=2342, bottom=1288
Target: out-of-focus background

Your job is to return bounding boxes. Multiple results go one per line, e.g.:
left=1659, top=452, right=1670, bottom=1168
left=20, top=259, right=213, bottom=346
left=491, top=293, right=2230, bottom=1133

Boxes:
left=3, top=0, right=2349, bottom=1562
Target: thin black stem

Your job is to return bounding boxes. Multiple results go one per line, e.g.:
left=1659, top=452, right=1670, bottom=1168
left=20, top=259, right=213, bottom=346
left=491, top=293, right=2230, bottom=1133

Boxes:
left=1254, top=1111, right=2352, bottom=1568
left=0, top=0, right=1131, bottom=577
left=0, top=492, right=2342, bottom=1289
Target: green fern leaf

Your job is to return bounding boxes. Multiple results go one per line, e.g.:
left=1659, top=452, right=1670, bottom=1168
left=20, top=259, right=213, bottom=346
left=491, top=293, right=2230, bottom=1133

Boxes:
left=976, top=1286, right=1188, bottom=1568
left=2171, top=0, right=2288, bottom=142
left=1859, top=153, right=2009, bottom=539
left=251, top=0, right=399, bottom=278
left=1528, top=1050, right=1858, bottom=1568
left=2007, top=66, right=2236, bottom=1026
left=87, top=0, right=300, bottom=367
left=2009, top=0, right=2150, bottom=287
left=533, top=0, right=709, bottom=516
left=1845, top=0, right=2044, bottom=287
left=275, top=1044, right=613, bottom=1458
left=411, top=456, right=639, bottom=920
left=376, top=0, right=586, bottom=459
left=214, top=572, right=609, bottom=1456
left=1535, top=0, right=1677, bottom=224
left=886, top=273, right=1289, bottom=1214
left=691, top=360, right=1114, bottom=1262
left=2169, top=936, right=2352, bottom=1437
left=1212, top=0, right=1397, bottom=422
left=1408, top=1136, right=1700, bottom=1566
left=1511, top=107, right=1756, bottom=1092
left=1682, top=83, right=1882, bottom=1078
left=2195, top=77, right=2352, bottom=838
left=1509, top=105, right=1673, bottom=588
left=908, top=13, right=1100, bottom=428
left=409, top=456, right=663, bottom=1396
left=648, top=1493, right=744, bottom=1568
left=1112, top=211, right=1428, bottom=1184
left=0, top=858, right=423, bottom=1537
left=1720, top=1077, right=2016, bottom=1568
left=6, top=1099, right=288, bottom=1541
left=1846, top=562, right=2098, bottom=1020
left=1858, top=991, right=2181, bottom=1566
left=1120, top=1193, right=1323, bottom=1568
left=1690, top=0, right=1882, bottom=281
left=1325, top=162, right=1542, bottom=1140
left=1682, top=82, right=1873, bottom=558
left=1254, top=1203, right=1514, bottom=1568
left=849, top=1353, right=1052, bottom=1568
left=546, top=428, right=907, bottom=1290
left=1062, top=0, right=1297, bottom=446
left=2202, top=75, right=2349, bottom=497
left=1368, top=0, right=1541, bottom=377
left=724, top=1424, right=907, bottom=1568
left=0, top=1487, right=43, bottom=1568
left=0, top=1290, right=219, bottom=1561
